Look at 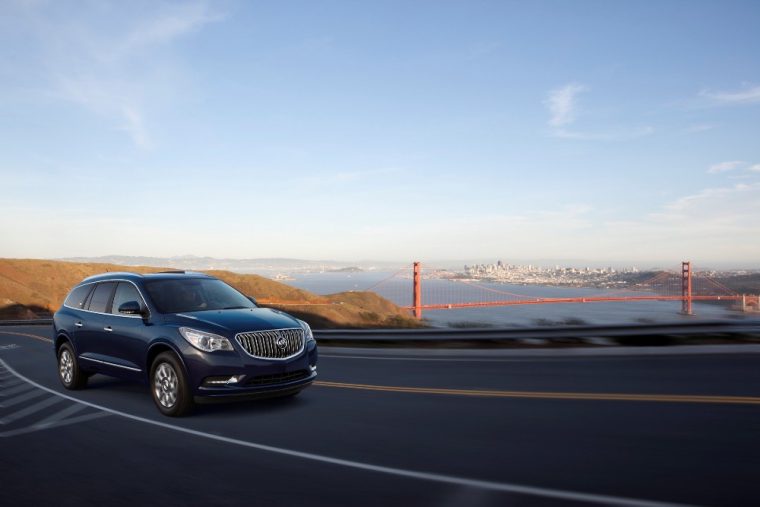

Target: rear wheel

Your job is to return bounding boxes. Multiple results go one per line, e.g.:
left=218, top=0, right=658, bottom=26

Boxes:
left=57, top=342, right=88, bottom=389
left=150, top=352, right=193, bottom=417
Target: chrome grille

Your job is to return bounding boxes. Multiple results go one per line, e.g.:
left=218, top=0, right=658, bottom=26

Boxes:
left=235, top=328, right=305, bottom=359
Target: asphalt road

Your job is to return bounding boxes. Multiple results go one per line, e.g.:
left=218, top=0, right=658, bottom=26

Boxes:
left=1, top=325, right=759, bottom=507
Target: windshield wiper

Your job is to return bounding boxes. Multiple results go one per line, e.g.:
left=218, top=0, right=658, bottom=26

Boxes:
left=221, top=306, right=249, bottom=310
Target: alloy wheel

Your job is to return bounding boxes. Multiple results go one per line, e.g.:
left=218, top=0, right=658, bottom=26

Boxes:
left=154, top=362, right=179, bottom=408
left=59, top=349, right=73, bottom=384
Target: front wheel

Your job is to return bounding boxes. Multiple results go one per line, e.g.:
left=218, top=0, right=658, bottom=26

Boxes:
left=58, top=343, right=88, bottom=389
left=150, top=352, right=193, bottom=417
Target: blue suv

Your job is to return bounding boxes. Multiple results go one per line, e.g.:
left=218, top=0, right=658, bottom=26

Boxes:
left=53, top=271, right=318, bottom=416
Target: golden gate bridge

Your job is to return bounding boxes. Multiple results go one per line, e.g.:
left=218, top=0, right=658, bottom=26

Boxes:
left=365, top=261, right=759, bottom=319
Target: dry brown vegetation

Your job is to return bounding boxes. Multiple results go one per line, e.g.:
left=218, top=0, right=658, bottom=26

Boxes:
left=0, top=258, right=422, bottom=328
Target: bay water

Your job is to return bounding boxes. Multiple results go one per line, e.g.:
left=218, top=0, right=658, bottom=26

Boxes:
left=280, top=271, right=741, bottom=328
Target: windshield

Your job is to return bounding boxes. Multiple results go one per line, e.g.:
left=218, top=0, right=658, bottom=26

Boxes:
left=143, top=278, right=255, bottom=314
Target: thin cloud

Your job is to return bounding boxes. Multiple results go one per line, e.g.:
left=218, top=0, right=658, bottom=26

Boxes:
left=707, top=161, right=745, bottom=174
left=700, top=85, right=760, bottom=105
left=544, top=83, right=652, bottom=141
left=120, top=105, right=150, bottom=149
left=120, top=2, right=224, bottom=55
left=55, top=73, right=152, bottom=148
left=748, top=164, right=760, bottom=173
left=652, top=183, right=760, bottom=226
left=15, top=1, right=225, bottom=148
left=545, top=83, right=587, bottom=127
left=595, top=183, right=760, bottom=264
left=661, top=184, right=745, bottom=214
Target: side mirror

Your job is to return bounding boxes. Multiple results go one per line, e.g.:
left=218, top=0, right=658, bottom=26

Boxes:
left=247, top=296, right=258, bottom=306
left=118, top=300, right=143, bottom=316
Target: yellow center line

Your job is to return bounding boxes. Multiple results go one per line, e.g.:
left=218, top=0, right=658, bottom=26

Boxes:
left=0, top=330, right=52, bottom=343
left=313, top=381, right=760, bottom=405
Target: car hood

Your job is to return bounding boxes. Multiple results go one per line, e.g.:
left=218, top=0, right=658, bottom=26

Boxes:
left=165, top=308, right=302, bottom=335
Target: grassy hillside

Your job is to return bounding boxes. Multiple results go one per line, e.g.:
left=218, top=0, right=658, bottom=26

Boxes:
left=0, top=258, right=422, bottom=328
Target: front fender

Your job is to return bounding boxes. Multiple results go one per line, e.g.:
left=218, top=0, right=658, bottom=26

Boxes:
left=145, top=338, right=191, bottom=383
left=53, top=329, right=75, bottom=356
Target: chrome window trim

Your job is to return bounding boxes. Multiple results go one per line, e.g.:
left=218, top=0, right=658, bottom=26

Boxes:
left=235, top=328, right=305, bottom=361
left=79, top=356, right=142, bottom=372
left=63, top=279, right=151, bottom=320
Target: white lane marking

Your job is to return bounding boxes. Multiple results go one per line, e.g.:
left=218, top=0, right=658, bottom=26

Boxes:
left=0, top=383, right=36, bottom=398
left=0, top=378, right=25, bottom=388
left=0, top=412, right=110, bottom=438
left=0, top=388, right=48, bottom=408
left=34, top=403, right=89, bottom=427
left=0, top=359, right=695, bottom=507
left=0, top=395, right=63, bottom=425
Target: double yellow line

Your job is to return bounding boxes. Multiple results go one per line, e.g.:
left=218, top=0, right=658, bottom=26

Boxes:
left=314, top=381, right=760, bottom=405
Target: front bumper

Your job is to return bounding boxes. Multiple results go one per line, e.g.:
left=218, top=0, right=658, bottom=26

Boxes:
left=184, top=339, right=319, bottom=400
left=194, top=368, right=317, bottom=403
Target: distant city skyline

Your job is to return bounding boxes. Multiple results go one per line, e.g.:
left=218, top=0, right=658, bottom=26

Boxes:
left=1, top=1, right=759, bottom=266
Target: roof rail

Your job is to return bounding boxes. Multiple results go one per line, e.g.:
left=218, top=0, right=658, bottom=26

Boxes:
left=82, top=271, right=139, bottom=281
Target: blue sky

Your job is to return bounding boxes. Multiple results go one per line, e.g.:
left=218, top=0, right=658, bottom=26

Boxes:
left=1, top=0, right=759, bottom=267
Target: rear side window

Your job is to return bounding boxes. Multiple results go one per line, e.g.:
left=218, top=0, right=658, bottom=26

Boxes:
left=111, top=282, right=143, bottom=315
left=64, top=285, right=93, bottom=309
left=87, top=282, right=116, bottom=313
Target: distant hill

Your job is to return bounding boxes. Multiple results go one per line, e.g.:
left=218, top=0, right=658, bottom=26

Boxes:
left=60, top=255, right=401, bottom=273
left=709, top=273, right=760, bottom=294
left=0, top=258, right=421, bottom=328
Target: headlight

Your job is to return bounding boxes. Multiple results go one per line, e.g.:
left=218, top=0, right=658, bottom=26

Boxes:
left=179, top=327, right=233, bottom=352
left=298, top=319, right=315, bottom=342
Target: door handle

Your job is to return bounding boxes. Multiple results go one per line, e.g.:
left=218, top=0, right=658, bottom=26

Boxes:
left=104, top=326, right=113, bottom=332
left=74, top=322, right=83, bottom=328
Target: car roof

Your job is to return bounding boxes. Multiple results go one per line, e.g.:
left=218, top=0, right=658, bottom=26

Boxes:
left=80, top=271, right=214, bottom=284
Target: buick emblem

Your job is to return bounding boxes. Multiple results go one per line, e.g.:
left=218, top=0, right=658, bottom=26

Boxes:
left=275, top=334, right=287, bottom=350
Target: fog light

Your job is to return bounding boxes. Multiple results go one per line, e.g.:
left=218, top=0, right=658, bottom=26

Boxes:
left=202, top=375, right=245, bottom=387
left=309, top=365, right=317, bottom=373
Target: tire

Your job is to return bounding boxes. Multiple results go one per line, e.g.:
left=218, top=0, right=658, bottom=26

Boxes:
left=150, top=352, right=193, bottom=417
left=57, top=342, right=88, bottom=390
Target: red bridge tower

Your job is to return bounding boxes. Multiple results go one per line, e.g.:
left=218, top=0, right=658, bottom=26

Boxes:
left=413, top=261, right=422, bottom=319
left=681, top=261, right=693, bottom=315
